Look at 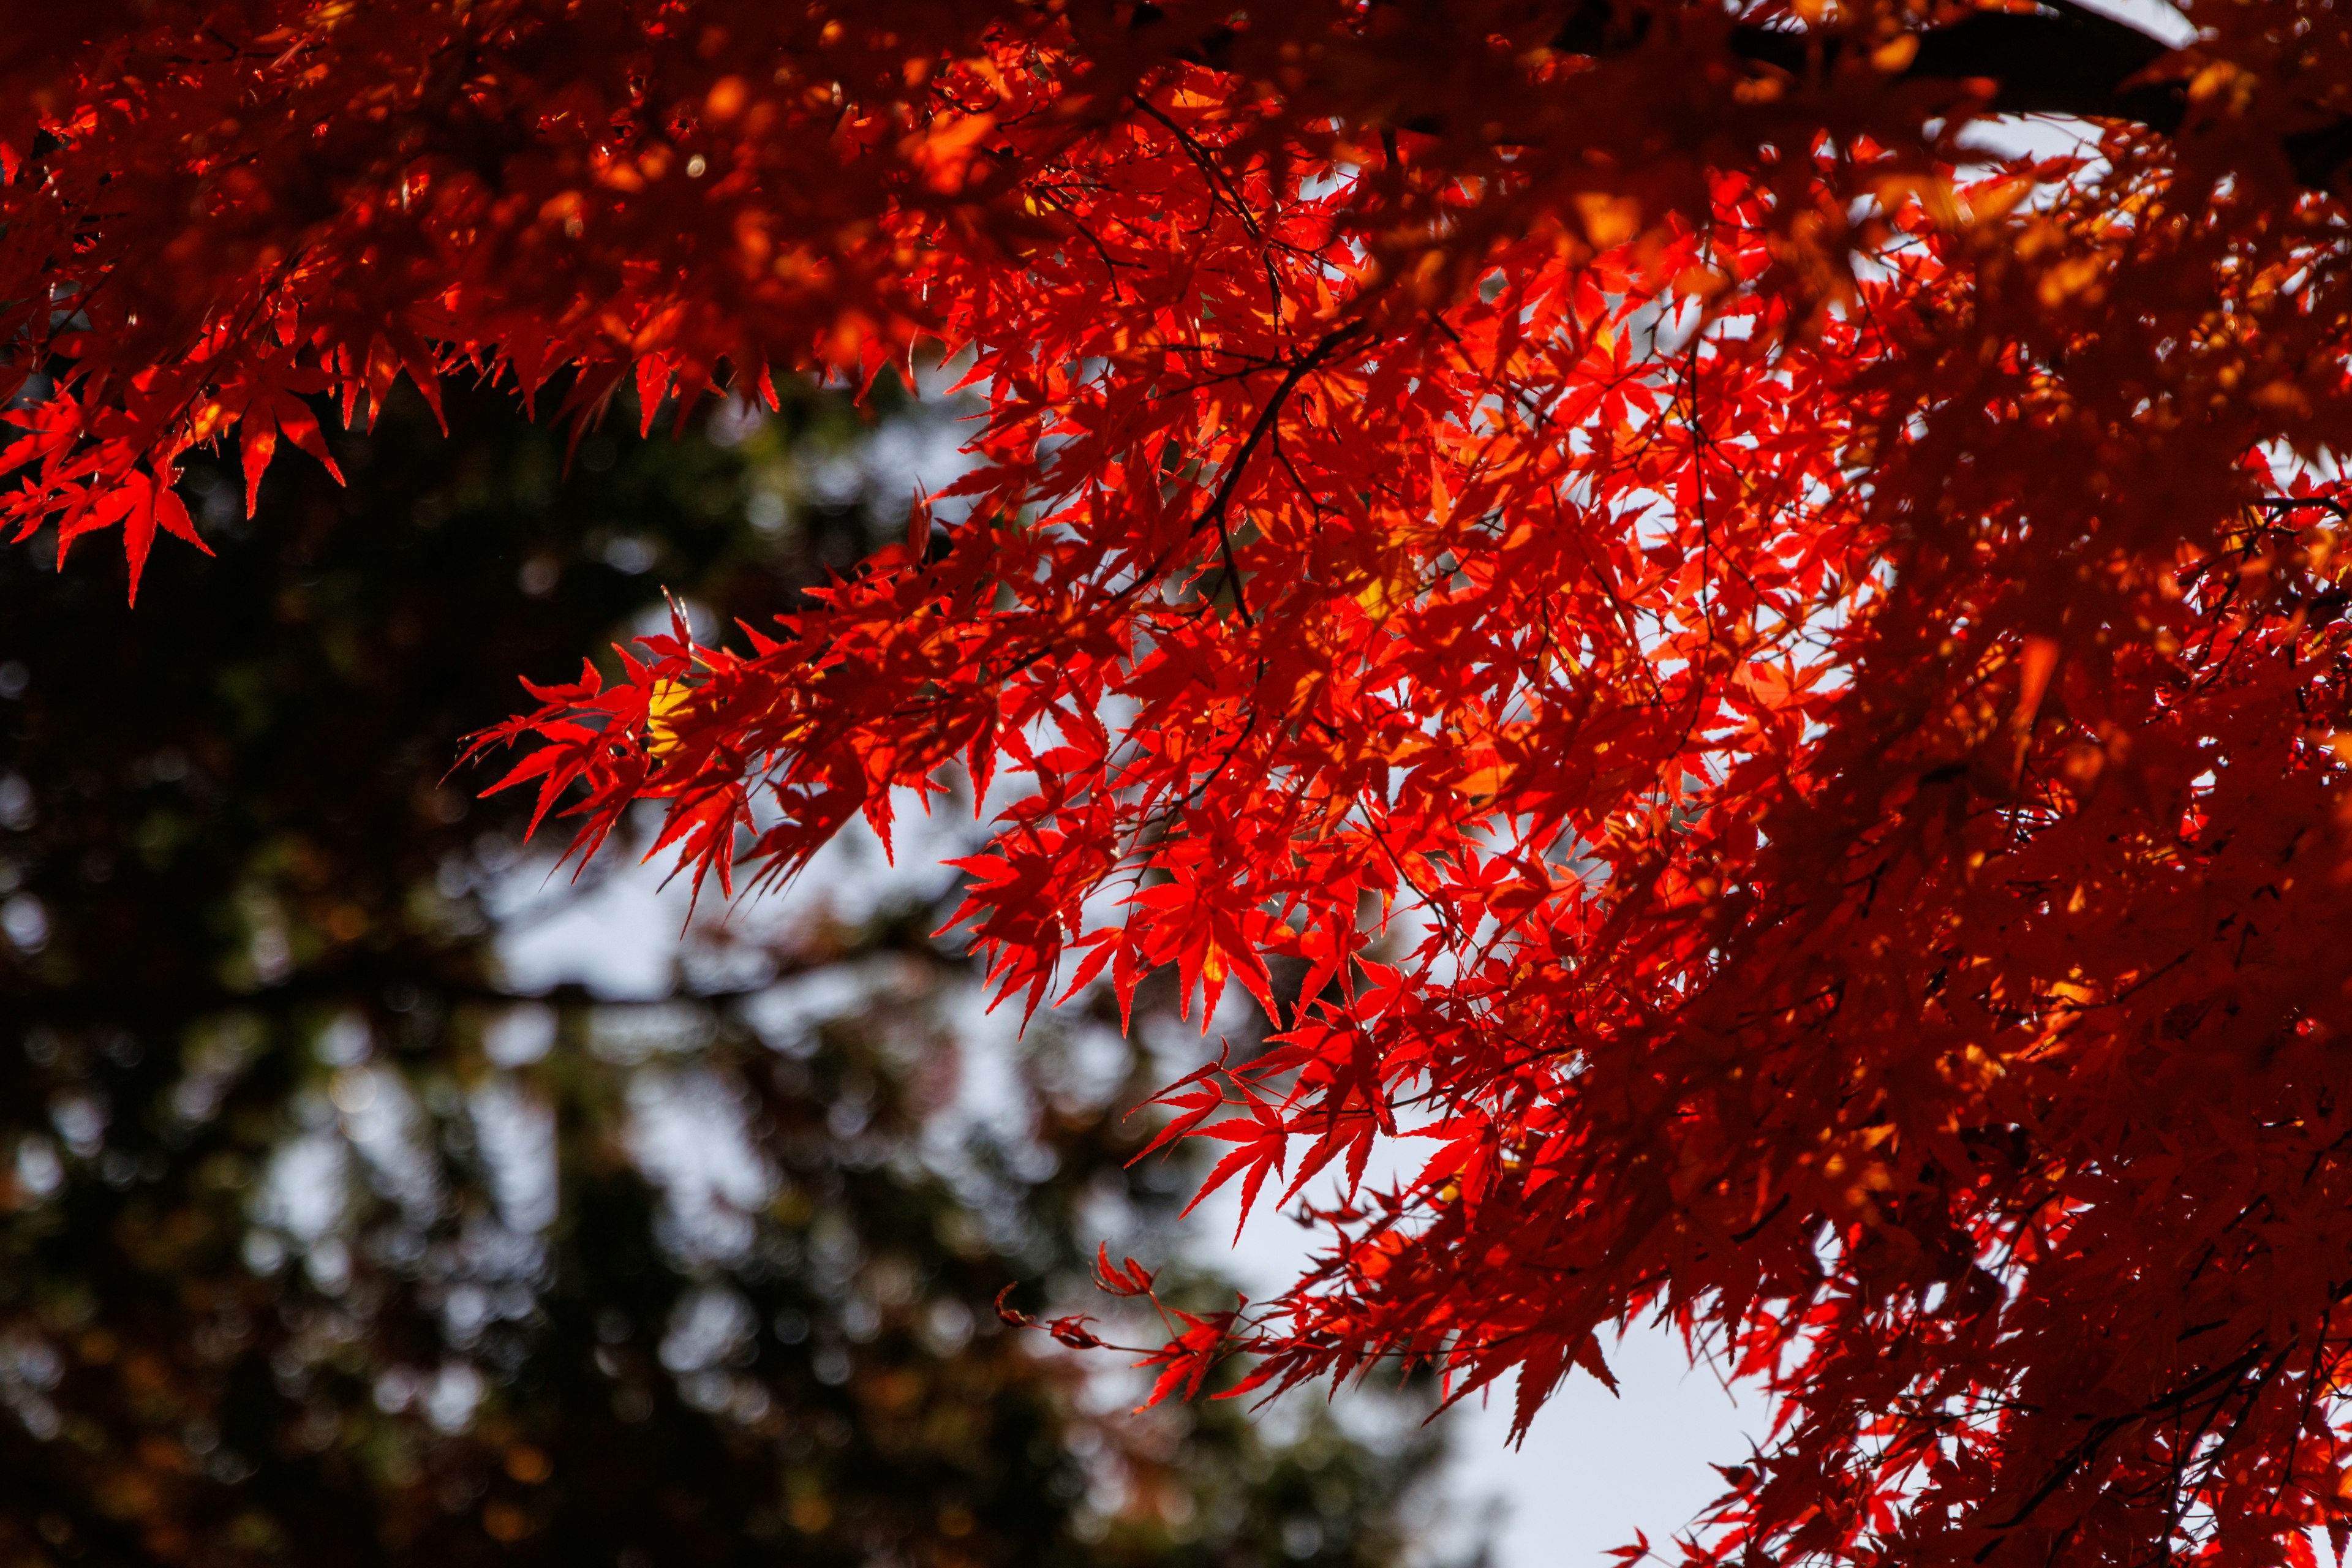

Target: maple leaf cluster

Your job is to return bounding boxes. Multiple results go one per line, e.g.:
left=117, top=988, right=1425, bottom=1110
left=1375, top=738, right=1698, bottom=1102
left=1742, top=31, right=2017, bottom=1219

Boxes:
left=17, top=2, right=2352, bottom=1566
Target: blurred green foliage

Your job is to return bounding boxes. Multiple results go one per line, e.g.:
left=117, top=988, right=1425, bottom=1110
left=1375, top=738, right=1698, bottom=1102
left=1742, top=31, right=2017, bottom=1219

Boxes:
left=0, top=379, right=1458, bottom=1568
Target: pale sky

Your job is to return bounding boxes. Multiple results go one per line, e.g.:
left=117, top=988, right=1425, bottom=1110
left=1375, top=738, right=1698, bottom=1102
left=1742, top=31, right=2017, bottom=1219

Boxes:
left=1195, top=1156, right=1761, bottom=1568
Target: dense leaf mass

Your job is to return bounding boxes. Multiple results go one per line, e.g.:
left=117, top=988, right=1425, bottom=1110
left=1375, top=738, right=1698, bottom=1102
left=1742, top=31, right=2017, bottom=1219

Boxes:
left=18, top=2, right=2352, bottom=1567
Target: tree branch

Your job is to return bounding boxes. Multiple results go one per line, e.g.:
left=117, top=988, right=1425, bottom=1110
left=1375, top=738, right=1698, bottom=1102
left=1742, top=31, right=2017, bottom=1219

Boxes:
left=1734, top=1, right=2182, bottom=126
left=1553, top=0, right=2352, bottom=190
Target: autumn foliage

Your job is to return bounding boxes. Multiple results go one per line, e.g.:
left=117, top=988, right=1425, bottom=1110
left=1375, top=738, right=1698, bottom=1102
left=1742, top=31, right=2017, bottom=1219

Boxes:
left=16, top=2, right=2352, bottom=1566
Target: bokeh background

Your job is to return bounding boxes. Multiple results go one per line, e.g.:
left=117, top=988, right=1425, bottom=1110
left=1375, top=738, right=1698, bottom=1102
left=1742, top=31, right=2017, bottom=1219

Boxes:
left=0, top=364, right=1755, bottom=1568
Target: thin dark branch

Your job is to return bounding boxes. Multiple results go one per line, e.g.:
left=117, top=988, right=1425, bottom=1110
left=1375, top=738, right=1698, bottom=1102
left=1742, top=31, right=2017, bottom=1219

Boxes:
left=1549, top=0, right=2352, bottom=190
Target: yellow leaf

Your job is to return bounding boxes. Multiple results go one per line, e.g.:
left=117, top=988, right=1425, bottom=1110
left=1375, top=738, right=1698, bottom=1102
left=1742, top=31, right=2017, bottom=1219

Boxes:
left=1572, top=192, right=1642, bottom=251
left=647, top=679, right=694, bottom=757
left=1870, top=34, right=1919, bottom=72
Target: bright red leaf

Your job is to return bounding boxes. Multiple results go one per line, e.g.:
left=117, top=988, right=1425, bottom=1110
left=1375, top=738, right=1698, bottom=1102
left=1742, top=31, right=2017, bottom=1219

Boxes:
left=21, top=5, right=2352, bottom=1567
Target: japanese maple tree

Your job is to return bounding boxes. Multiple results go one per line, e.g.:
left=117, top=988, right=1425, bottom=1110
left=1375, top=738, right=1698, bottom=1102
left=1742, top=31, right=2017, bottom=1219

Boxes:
left=13, top=2, right=2352, bottom=1566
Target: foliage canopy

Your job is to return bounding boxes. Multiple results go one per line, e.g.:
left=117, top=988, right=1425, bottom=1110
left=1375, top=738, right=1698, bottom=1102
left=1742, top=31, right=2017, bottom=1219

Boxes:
left=16, top=2, right=2352, bottom=1566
